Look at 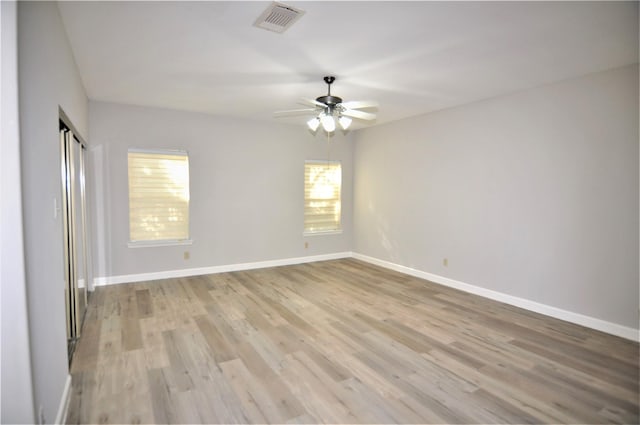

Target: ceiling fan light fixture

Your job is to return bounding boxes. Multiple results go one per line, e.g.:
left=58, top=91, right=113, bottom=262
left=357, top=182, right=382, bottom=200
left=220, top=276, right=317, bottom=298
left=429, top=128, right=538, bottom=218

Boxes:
left=320, top=114, right=336, bottom=132
left=307, top=117, right=320, bottom=131
left=275, top=76, right=378, bottom=134
left=338, top=116, right=352, bottom=130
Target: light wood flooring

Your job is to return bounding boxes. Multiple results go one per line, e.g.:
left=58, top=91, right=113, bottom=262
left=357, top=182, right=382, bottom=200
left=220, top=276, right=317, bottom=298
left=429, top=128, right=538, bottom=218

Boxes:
left=67, top=258, right=639, bottom=424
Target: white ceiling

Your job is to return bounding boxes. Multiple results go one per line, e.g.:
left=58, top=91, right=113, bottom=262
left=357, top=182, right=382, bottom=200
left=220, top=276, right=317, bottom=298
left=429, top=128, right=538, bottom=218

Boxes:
left=58, top=1, right=638, bottom=129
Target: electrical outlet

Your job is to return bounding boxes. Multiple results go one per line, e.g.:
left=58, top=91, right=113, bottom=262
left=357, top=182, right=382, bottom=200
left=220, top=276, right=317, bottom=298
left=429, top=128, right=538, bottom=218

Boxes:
left=183, top=251, right=190, bottom=260
left=443, top=258, right=448, bottom=267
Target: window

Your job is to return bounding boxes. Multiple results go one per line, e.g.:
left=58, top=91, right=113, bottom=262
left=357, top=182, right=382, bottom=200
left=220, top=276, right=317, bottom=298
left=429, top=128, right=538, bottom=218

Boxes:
left=128, top=149, right=190, bottom=244
left=304, top=161, right=342, bottom=234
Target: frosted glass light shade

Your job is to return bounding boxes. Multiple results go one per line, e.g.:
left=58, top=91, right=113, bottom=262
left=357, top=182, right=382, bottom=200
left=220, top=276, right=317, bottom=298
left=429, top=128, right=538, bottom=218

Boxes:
left=338, top=116, right=352, bottom=130
left=307, top=117, right=320, bottom=131
left=320, top=114, right=336, bottom=132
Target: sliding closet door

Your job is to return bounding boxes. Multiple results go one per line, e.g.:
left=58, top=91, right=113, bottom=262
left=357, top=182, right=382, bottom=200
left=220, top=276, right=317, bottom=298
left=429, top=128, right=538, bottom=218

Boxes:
left=60, top=128, right=74, bottom=343
left=71, top=137, right=88, bottom=330
left=60, top=120, right=89, bottom=359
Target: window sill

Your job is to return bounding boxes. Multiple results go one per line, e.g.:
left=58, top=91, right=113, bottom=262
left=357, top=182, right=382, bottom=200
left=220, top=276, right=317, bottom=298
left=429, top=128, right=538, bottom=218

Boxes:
left=128, top=239, right=193, bottom=248
left=303, top=230, right=343, bottom=237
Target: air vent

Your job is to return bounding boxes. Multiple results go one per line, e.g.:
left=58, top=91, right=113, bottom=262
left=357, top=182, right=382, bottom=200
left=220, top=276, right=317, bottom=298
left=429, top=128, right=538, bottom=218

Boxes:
left=253, top=2, right=305, bottom=34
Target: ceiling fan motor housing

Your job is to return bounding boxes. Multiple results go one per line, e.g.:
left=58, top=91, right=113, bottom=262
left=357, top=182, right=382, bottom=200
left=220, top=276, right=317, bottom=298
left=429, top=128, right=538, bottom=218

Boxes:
left=316, top=95, right=343, bottom=107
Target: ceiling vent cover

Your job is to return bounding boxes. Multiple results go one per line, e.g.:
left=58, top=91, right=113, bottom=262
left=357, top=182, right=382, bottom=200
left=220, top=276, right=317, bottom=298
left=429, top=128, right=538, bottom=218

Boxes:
left=253, top=2, right=305, bottom=34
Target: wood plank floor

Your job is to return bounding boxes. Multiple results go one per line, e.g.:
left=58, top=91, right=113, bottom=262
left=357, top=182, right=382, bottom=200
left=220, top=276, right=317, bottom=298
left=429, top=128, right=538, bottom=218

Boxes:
left=67, top=258, right=639, bottom=424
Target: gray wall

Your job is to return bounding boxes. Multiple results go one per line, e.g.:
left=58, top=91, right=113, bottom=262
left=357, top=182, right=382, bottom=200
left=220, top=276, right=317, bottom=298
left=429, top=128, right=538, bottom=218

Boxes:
left=89, top=101, right=353, bottom=279
left=1, top=1, right=35, bottom=422
left=17, top=1, right=89, bottom=421
left=354, top=65, right=639, bottom=329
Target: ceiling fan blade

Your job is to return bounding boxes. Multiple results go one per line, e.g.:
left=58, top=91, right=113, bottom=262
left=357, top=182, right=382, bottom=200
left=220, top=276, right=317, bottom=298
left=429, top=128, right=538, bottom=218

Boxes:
left=340, top=100, right=379, bottom=109
left=298, top=98, right=326, bottom=108
left=341, top=108, right=377, bottom=121
left=273, top=108, right=317, bottom=117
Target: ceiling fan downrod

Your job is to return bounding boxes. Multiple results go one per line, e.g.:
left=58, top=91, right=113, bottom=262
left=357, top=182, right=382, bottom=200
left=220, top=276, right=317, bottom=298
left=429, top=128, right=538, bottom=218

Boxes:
left=316, top=75, right=342, bottom=113
left=324, top=76, right=335, bottom=95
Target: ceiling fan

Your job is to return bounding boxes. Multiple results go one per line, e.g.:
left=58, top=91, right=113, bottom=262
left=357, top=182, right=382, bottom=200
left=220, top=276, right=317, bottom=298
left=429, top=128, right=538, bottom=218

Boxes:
left=274, top=76, right=378, bottom=132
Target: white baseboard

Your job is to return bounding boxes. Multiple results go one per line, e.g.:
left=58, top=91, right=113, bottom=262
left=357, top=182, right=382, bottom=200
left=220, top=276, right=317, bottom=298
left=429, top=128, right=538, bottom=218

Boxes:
left=93, top=252, right=352, bottom=286
left=352, top=252, right=639, bottom=342
left=55, top=374, right=72, bottom=424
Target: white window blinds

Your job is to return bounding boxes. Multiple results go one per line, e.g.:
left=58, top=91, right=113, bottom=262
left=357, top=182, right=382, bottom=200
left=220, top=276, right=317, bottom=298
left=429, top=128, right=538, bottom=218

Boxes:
left=128, top=150, right=190, bottom=243
left=304, top=161, right=342, bottom=233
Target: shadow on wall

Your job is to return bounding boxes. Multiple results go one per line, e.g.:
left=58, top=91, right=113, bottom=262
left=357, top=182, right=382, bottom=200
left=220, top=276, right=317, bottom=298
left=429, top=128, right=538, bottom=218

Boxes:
left=88, top=144, right=112, bottom=286
left=369, top=200, right=404, bottom=265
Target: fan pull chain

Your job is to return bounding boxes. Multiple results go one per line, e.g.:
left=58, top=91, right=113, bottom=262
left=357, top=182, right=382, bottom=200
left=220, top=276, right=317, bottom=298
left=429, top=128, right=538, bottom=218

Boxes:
left=326, top=130, right=331, bottom=164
